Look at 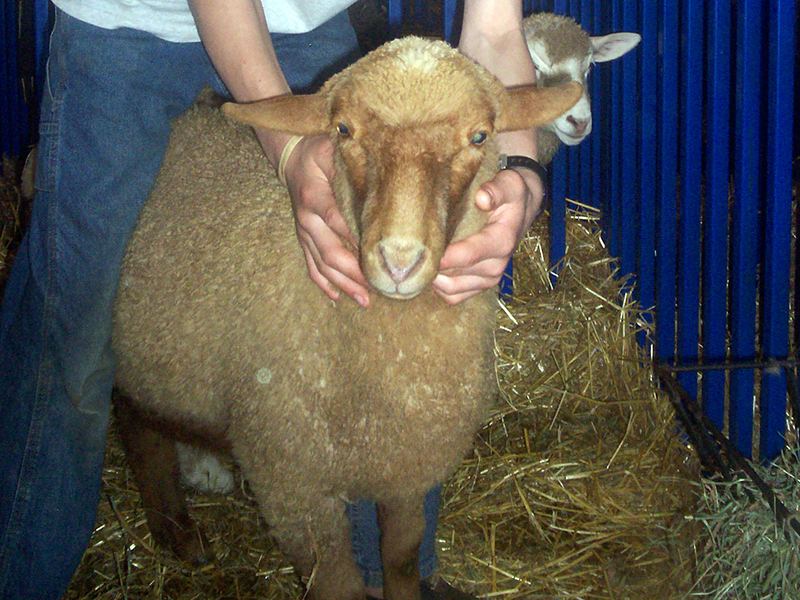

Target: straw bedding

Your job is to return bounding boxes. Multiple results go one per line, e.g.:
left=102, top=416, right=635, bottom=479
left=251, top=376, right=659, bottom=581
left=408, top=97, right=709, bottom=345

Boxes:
left=0, top=157, right=31, bottom=297
left=434, top=203, right=699, bottom=599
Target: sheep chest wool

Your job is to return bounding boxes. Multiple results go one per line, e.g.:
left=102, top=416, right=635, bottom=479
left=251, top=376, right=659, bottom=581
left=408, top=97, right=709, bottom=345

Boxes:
left=112, top=37, right=581, bottom=600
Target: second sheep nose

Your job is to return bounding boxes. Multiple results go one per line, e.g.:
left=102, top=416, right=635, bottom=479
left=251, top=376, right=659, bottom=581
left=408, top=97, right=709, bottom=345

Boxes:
left=567, top=115, right=590, bottom=136
left=379, top=241, right=426, bottom=284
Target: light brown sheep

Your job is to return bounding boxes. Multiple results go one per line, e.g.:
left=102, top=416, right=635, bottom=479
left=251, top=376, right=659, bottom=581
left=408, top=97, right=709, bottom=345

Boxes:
left=523, top=12, right=640, bottom=164
left=112, top=37, right=581, bottom=600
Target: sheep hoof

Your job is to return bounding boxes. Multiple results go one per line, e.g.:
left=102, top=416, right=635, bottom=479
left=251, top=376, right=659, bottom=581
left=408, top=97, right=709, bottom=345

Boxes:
left=153, top=514, right=215, bottom=567
left=174, top=526, right=214, bottom=567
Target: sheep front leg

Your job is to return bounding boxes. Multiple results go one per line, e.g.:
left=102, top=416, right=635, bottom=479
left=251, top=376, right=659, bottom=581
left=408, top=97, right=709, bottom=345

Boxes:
left=254, top=491, right=366, bottom=600
left=378, top=497, right=426, bottom=600
left=113, top=393, right=213, bottom=566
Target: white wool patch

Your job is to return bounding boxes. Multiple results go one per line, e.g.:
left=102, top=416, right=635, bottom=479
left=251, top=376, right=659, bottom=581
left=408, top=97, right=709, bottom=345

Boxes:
left=393, top=43, right=447, bottom=74
left=562, top=57, right=589, bottom=79
left=176, top=443, right=235, bottom=494
left=529, top=40, right=552, bottom=69
left=256, top=367, right=272, bottom=385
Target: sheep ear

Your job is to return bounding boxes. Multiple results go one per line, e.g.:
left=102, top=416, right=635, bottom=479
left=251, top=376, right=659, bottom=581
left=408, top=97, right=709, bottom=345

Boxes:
left=591, top=33, right=641, bottom=63
left=221, top=93, right=329, bottom=136
left=497, top=81, right=583, bottom=132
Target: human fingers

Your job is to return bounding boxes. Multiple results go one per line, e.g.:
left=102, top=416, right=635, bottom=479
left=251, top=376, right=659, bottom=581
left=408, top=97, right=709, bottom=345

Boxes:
left=295, top=220, right=371, bottom=308
left=284, top=137, right=370, bottom=307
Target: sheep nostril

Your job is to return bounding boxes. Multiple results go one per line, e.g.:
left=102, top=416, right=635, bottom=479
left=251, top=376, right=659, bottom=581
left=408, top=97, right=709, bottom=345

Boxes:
left=379, top=243, right=426, bottom=284
left=567, top=116, right=589, bottom=135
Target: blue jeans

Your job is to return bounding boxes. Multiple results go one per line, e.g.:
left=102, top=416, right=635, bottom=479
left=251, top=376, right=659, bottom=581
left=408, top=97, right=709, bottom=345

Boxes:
left=0, top=10, right=436, bottom=598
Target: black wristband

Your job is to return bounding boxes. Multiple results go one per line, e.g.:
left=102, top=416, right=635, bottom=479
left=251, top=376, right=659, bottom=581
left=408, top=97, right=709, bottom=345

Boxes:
left=498, top=154, right=548, bottom=198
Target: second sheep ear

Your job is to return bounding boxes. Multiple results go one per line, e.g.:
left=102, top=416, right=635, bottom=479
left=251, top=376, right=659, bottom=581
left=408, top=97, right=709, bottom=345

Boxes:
left=591, top=32, right=641, bottom=63
left=496, top=80, right=583, bottom=133
left=221, top=93, right=329, bottom=136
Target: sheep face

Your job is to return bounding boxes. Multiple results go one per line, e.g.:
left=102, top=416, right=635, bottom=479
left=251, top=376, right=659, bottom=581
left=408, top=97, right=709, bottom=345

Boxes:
left=524, top=14, right=640, bottom=146
left=328, top=45, right=501, bottom=299
left=223, top=37, right=582, bottom=299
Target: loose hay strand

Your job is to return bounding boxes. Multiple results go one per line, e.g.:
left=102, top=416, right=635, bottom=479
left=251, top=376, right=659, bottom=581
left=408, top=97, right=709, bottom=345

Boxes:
left=690, top=446, right=800, bottom=600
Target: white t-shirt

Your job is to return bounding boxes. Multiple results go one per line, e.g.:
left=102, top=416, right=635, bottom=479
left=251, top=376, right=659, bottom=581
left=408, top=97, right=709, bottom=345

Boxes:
left=53, top=0, right=355, bottom=42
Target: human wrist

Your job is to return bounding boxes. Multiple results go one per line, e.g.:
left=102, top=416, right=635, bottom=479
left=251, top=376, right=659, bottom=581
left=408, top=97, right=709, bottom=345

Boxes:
left=277, top=135, right=304, bottom=187
left=497, top=156, right=546, bottom=232
left=255, top=129, right=292, bottom=172
left=498, top=154, right=547, bottom=201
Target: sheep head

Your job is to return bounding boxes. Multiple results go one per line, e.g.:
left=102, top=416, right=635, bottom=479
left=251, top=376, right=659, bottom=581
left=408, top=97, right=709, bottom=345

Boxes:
left=223, top=37, right=581, bottom=299
left=524, top=13, right=640, bottom=146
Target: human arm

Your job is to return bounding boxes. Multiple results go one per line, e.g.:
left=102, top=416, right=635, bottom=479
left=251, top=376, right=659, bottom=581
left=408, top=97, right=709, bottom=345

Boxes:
left=433, top=0, right=545, bottom=304
left=189, top=0, right=371, bottom=307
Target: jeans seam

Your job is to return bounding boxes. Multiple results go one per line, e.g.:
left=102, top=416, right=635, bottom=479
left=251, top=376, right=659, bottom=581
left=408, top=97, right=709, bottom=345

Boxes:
left=0, top=55, right=62, bottom=589
left=0, top=264, right=57, bottom=593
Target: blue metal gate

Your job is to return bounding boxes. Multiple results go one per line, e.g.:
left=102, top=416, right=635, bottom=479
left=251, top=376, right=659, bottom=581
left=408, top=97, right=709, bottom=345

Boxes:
left=1, top=0, right=50, bottom=159
left=528, top=0, right=797, bottom=463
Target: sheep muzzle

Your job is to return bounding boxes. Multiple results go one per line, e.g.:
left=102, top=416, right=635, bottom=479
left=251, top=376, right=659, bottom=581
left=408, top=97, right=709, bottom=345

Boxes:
left=358, top=152, right=452, bottom=299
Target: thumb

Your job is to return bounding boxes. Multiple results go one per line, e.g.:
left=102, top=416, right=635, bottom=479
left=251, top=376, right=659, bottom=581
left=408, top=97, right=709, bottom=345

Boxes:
left=475, top=181, right=500, bottom=213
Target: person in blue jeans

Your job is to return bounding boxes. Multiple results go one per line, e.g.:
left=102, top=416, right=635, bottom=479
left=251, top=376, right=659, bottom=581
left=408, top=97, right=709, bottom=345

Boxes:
left=0, top=1, right=544, bottom=598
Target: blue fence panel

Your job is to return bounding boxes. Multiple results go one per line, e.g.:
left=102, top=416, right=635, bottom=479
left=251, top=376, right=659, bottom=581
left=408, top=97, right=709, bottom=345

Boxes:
left=760, top=0, right=795, bottom=461
left=657, top=0, right=680, bottom=367
left=620, top=2, right=638, bottom=286
left=388, top=0, right=403, bottom=38
left=637, top=1, right=657, bottom=331
left=677, top=0, right=704, bottom=400
left=2, top=1, right=25, bottom=158
left=591, top=0, right=609, bottom=223
left=578, top=0, right=593, bottom=206
left=730, top=0, right=763, bottom=459
left=607, top=4, right=622, bottom=263
left=702, top=0, right=732, bottom=431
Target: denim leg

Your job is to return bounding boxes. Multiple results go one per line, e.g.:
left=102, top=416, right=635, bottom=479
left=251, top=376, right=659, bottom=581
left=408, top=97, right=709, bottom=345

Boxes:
left=346, top=489, right=441, bottom=588
left=0, top=13, right=219, bottom=600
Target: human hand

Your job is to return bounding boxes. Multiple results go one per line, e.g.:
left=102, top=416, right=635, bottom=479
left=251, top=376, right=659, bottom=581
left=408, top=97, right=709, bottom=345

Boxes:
left=281, top=136, right=371, bottom=308
left=432, top=167, right=544, bottom=305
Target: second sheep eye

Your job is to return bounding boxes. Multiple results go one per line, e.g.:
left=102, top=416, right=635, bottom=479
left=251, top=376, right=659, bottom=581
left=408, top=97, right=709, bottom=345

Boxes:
left=337, top=123, right=351, bottom=137
left=471, top=131, right=487, bottom=146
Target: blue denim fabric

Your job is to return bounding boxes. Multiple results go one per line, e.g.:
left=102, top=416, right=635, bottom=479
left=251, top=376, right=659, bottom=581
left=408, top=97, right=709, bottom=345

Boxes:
left=347, top=489, right=440, bottom=588
left=0, top=9, right=438, bottom=599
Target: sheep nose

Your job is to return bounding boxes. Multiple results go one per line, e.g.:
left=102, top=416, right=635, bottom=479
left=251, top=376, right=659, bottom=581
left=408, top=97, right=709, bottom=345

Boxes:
left=567, top=115, right=590, bottom=136
left=378, top=241, right=426, bottom=284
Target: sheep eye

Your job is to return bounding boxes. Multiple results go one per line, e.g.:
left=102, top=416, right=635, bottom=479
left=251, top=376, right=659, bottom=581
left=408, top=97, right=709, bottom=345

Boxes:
left=337, top=123, right=351, bottom=137
left=471, top=131, right=488, bottom=146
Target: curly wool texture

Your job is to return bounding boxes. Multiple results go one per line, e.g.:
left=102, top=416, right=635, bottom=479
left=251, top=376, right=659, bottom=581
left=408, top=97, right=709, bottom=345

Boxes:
left=113, top=101, right=498, bottom=499
left=111, top=40, right=584, bottom=593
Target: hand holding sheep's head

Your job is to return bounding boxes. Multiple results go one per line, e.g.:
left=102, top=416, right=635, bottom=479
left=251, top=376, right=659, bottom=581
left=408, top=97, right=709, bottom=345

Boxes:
left=223, top=37, right=581, bottom=300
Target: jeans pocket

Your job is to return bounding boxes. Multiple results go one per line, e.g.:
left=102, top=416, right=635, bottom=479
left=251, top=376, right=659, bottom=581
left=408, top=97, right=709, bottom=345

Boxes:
left=34, top=118, right=60, bottom=195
